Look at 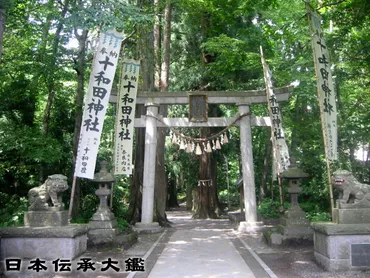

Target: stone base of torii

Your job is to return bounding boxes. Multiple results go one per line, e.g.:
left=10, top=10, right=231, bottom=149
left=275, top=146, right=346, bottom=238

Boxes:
left=110, top=86, right=292, bottom=233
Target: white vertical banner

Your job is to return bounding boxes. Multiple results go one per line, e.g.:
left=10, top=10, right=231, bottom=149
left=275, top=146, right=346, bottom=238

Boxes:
left=260, top=47, right=290, bottom=175
left=308, top=7, right=338, bottom=160
left=114, top=59, right=140, bottom=175
left=74, top=30, right=124, bottom=179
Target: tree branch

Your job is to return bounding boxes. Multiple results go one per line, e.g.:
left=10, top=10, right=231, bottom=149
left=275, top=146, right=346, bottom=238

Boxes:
left=122, top=28, right=136, bottom=44
left=318, top=0, right=348, bottom=10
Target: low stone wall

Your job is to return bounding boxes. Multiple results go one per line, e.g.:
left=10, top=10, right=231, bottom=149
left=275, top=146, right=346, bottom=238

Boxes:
left=0, top=224, right=88, bottom=260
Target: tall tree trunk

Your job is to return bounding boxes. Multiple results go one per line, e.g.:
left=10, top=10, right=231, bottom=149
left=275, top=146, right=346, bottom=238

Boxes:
left=154, top=1, right=172, bottom=226
left=0, top=8, right=5, bottom=63
left=42, top=0, right=70, bottom=136
left=153, top=0, right=161, bottom=90
left=192, top=127, right=217, bottom=219
left=31, top=0, right=55, bottom=183
left=40, top=0, right=69, bottom=181
left=167, top=175, right=179, bottom=208
left=161, top=2, right=171, bottom=93
left=128, top=105, right=145, bottom=224
left=186, top=177, right=193, bottom=210
left=70, top=28, right=88, bottom=219
left=211, top=154, right=221, bottom=216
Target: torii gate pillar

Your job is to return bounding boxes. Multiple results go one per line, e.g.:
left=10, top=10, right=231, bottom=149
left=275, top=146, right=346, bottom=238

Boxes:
left=238, top=103, right=263, bottom=232
left=135, top=103, right=162, bottom=233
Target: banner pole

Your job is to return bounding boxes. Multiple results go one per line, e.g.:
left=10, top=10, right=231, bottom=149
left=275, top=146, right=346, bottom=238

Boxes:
left=68, top=175, right=78, bottom=222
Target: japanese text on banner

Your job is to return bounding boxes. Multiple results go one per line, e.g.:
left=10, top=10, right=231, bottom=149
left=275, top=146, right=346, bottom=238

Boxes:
left=308, top=9, right=338, bottom=160
left=75, top=30, right=124, bottom=179
left=260, top=47, right=290, bottom=175
left=114, top=60, right=140, bottom=175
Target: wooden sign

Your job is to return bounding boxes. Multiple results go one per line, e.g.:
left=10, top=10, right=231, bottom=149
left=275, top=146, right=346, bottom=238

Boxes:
left=189, top=93, right=208, bottom=122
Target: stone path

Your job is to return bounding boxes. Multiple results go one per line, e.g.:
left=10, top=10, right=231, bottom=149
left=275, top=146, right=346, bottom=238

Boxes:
left=148, top=223, right=255, bottom=277
left=142, top=207, right=273, bottom=278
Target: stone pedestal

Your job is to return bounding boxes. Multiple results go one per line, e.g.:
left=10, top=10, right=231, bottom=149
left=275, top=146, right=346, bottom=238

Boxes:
left=134, top=222, right=163, bottom=234
left=333, top=208, right=370, bottom=224
left=228, top=211, right=245, bottom=226
left=238, top=221, right=264, bottom=233
left=265, top=207, right=313, bottom=246
left=0, top=174, right=89, bottom=262
left=0, top=225, right=88, bottom=260
left=87, top=184, right=119, bottom=245
left=24, top=210, right=68, bottom=227
left=312, top=222, right=370, bottom=271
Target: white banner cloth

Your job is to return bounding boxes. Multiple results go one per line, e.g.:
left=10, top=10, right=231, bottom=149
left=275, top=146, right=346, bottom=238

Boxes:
left=74, top=30, right=124, bottom=179
left=260, top=47, right=290, bottom=175
left=114, top=59, right=140, bottom=175
left=308, top=9, right=338, bottom=160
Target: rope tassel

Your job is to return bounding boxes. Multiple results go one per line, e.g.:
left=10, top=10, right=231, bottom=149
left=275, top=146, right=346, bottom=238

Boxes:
left=179, top=139, right=185, bottom=150
left=172, top=133, right=177, bottom=144
left=195, top=143, right=202, bottom=155
left=216, top=138, right=221, bottom=149
left=186, top=142, right=192, bottom=153
left=223, top=132, right=229, bottom=144
left=206, top=141, right=212, bottom=153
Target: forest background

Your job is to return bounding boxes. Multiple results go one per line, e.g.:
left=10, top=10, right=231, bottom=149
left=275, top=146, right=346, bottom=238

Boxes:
left=0, top=0, right=369, bottom=228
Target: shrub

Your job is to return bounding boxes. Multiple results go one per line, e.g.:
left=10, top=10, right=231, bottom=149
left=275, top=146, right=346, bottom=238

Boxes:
left=300, top=201, right=330, bottom=222
left=258, top=198, right=290, bottom=219
left=0, top=192, right=28, bottom=227
left=71, top=194, right=99, bottom=223
left=306, top=211, right=330, bottom=222
left=218, top=188, right=240, bottom=209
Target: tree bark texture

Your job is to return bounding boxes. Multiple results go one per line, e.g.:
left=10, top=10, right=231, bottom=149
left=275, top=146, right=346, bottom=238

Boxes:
left=42, top=0, right=70, bottom=136
left=154, top=1, right=172, bottom=226
left=70, top=29, right=88, bottom=219
left=39, top=0, right=70, bottom=182
left=153, top=0, right=161, bottom=90
left=167, top=176, right=179, bottom=208
left=192, top=127, right=217, bottom=219
left=186, top=179, right=193, bottom=210
left=128, top=106, right=145, bottom=224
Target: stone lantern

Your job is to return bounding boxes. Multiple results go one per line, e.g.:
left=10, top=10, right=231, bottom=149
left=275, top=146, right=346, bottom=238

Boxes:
left=280, top=156, right=309, bottom=222
left=264, top=157, right=312, bottom=246
left=88, top=161, right=118, bottom=245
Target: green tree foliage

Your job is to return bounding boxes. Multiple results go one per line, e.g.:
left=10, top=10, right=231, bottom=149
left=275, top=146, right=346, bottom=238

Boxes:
left=0, top=0, right=152, bottom=226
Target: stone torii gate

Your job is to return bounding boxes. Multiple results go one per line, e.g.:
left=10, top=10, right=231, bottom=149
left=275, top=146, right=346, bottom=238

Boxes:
left=110, top=86, right=292, bottom=232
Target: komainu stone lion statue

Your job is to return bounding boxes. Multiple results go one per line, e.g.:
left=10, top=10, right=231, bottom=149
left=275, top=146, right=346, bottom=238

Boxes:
left=333, top=170, right=370, bottom=208
left=28, top=174, right=69, bottom=211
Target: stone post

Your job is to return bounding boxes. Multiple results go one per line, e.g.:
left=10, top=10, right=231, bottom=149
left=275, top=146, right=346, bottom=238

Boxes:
left=135, top=103, right=162, bottom=233
left=238, top=104, right=262, bottom=232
